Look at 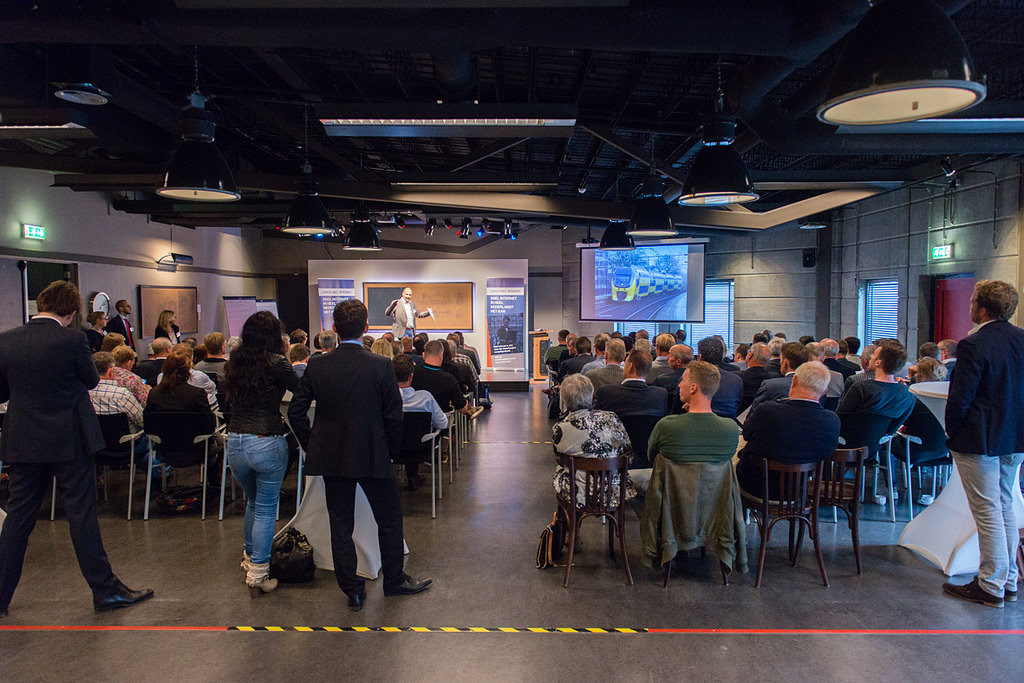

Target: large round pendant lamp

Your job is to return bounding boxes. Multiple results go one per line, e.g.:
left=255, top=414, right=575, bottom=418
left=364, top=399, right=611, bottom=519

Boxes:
left=343, top=207, right=382, bottom=251
left=626, top=178, right=677, bottom=237
left=157, top=93, right=240, bottom=202
left=280, top=167, right=333, bottom=236
left=817, top=0, right=985, bottom=125
left=599, top=221, right=635, bottom=251
left=678, top=144, right=758, bottom=206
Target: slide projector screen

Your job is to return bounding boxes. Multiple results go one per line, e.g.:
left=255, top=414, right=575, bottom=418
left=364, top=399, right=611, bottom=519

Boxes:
left=579, top=241, right=706, bottom=323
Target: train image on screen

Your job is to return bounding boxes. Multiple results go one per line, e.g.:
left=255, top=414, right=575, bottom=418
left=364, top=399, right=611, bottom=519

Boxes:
left=609, top=265, right=685, bottom=302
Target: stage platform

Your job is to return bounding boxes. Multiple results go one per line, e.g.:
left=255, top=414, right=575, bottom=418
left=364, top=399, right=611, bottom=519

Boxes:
left=478, top=370, right=530, bottom=392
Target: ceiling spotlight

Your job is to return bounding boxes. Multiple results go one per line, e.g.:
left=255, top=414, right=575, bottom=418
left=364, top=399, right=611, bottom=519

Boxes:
left=458, top=224, right=471, bottom=239
left=394, top=214, right=407, bottom=229
left=627, top=177, right=677, bottom=237
left=817, top=0, right=985, bottom=125
left=599, top=221, right=635, bottom=251
left=424, top=218, right=437, bottom=236
left=443, top=217, right=454, bottom=229
left=476, top=227, right=485, bottom=237
left=280, top=164, right=333, bottom=235
left=481, top=218, right=491, bottom=230
left=940, top=157, right=957, bottom=177
left=577, top=185, right=587, bottom=194
left=678, top=119, right=758, bottom=206
left=501, top=221, right=512, bottom=239
left=157, top=77, right=239, bottom=202
left=54, top=82, right=110, bottom=106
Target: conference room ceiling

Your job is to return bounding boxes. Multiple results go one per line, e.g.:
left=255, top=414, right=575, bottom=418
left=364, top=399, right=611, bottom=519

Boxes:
left=1, top=0, right=1023, bottom=232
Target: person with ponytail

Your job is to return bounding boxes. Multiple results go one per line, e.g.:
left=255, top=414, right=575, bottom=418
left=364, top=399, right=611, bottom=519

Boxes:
left=223, top=311, right=298, bottom=597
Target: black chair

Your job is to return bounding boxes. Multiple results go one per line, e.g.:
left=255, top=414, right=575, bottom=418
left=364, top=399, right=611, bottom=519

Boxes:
left=93, top=413, right=146, bottom=520
left=397, top=411, right=443, bottom=518
left=617, top=414, right=663, bottom=469
left=143, top=410, right=223, bottom=521
left=838, top=411, right=903, bottom=522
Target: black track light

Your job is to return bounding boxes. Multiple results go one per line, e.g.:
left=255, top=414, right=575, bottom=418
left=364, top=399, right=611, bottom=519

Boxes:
left=424, top=218, right=437, bottom=236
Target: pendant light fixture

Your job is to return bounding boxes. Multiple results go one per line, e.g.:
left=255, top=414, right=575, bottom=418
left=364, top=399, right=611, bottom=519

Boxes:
left=280, top=105, right=334, bottom=236
left=679, top=64, right=758, bottom=206
left=343, top=206, right=382, bottom=251
left=157, top=49, right=240, bottom=202
left=817, top=0, right=985, bottom=125
left=626, top=176, right=677, bottom=238
left=599, top=221, right=635, bottom=251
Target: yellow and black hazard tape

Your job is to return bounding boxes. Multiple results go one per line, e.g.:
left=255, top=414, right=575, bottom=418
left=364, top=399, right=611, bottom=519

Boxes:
left=229, top=626, right=644, bottom=633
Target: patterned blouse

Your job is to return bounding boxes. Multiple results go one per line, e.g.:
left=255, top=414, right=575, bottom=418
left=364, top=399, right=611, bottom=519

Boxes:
left=552, top=408, right=636, bottom=507
left=112, top=366, right=149, bottom=407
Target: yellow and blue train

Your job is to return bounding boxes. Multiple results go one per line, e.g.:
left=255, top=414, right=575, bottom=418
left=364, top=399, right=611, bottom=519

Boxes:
left=610, top=266, right=685, bottom=302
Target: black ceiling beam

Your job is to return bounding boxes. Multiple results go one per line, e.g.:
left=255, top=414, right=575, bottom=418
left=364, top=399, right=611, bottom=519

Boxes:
left=580, top=123, right=687, bottom=187
left=0, top=4, right=824, bottom=54
left=445, top=138, right=529, bottom=173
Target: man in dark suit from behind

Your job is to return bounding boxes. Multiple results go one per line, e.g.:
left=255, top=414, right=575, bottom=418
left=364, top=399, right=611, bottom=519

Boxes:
left=0, top=281, right=153, bottom=619
left=695, top=336, right=742, bottom=419
left=748, top=341, right=810, bottom=415
left=653, top=344, right=693, bottom=414
left=835, top=338, right=861, bottom=376
left=942, top=280, right=1024, bottom=608
left=556, top=336, right=594, bottom=383
left=736, top=342, right=780, bottom=413
left=134, top=337, right=172, bottom=386
left=822, top=338, right=857, bottom=381
left=288, top=299, right=431, bottom=613
left=593, top=348, right=667, bottom=419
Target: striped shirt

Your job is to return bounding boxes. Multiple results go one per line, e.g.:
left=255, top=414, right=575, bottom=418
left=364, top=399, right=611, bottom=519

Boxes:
left=89, top=379, right=144, bottom=432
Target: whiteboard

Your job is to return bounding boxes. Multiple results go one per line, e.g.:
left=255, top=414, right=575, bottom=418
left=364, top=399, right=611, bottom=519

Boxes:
left=256, top=299, right=279, bottom=317
left=223, top=296, right=257, bottom=338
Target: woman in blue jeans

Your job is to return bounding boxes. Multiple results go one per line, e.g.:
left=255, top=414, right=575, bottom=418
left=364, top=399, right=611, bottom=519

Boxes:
left=224, top=312, right=298, bottom=596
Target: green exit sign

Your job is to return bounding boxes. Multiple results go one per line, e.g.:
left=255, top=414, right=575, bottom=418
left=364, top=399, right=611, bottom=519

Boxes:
left=22, top=223, right=46, bottom=240
left=931, top=244, right=953, bottom=260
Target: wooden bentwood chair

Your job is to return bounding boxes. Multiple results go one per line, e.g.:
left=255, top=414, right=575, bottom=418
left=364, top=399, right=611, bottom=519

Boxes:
left=741, top=459, right=828, bottom=588
left=559, top=454, right=633, bottom=588
left=818, top=447, right=868, bottom=574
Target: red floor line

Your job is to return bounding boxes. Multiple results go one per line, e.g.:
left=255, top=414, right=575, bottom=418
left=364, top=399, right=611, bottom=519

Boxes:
left=647, top=628, right=1024, bottom=635
left=0, top=625, right=227, bottom=631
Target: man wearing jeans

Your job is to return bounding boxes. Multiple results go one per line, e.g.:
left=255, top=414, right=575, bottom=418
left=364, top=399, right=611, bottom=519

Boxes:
left=943, top=280, right=1024, bottom=608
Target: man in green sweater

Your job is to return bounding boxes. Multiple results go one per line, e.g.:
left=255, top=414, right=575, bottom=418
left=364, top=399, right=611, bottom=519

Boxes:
left=647, top=360, right=740, bottom=467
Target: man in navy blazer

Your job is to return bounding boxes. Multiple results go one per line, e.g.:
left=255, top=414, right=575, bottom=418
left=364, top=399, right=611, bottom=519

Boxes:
left=695, top=336, right=742, bottom=419
left=943, top=280, right=1024, bottom=609
left=593, top=349, right=667, bottom=418
left=0, top=281, right=152, bottom=618
left=748, top=342, right=811, bottom=415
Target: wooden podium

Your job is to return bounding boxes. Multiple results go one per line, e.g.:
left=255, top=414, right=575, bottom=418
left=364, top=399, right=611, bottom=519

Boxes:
left=528, top=330, right=552, bottom=380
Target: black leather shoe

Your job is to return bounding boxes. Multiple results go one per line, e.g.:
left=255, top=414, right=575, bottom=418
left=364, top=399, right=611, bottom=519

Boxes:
left=384, top=575, right=432, bottom=597
left=407, top=475, right=426, bottom=491
left=94, top=585, right=155, bottom=613
left=347, top=592, right=365, bottom=612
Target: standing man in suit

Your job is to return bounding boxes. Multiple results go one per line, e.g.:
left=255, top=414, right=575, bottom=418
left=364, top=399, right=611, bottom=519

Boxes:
left=0, top=281, right=153, bottom=618
left=385, top=287, right=432, bottom=339
left=289, top=299, right=431, bottom=612
left=105, top=299, right=135, bottom=351
left=943, top=280, right=1024, bottom=609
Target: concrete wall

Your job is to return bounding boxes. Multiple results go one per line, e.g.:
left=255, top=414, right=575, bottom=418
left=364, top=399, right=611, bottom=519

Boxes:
left=830, top=158, right=1023, bottom=351
left=0, top=167, right=272, bottom=350
left=559, top=224, right=820, bottom=340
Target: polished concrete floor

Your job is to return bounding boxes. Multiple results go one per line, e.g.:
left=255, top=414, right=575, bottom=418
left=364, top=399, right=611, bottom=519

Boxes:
left=1, top=387, right=1023, bottom=681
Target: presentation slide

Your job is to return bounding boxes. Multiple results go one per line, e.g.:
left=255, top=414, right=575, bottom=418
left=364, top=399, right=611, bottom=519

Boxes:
left=579, top=242, right=706, bottom=322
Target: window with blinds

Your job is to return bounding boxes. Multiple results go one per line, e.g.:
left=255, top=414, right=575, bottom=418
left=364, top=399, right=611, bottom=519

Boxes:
left=687, top=280, right=734, bottom=349
left=865, top=279, right=899, bottom=343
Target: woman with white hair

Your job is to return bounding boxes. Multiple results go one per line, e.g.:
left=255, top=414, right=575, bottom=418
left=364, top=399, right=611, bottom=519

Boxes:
left=551, top=374, right=636, bottom=506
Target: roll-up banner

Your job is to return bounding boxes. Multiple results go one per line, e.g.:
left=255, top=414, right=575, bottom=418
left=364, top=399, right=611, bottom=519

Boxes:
left=317, top=278, right=356, bottom=333
left=485, top=277, right=526, bottom=371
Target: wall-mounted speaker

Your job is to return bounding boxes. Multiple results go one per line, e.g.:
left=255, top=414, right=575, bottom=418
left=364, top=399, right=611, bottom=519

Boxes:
left=802, top=248, right=816, bottom=268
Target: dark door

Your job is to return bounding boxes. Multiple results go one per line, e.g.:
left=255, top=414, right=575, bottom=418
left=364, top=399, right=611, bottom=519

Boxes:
left=275, top=276, right=309, bottom=335
left=934, top=275, right=975, bottom=342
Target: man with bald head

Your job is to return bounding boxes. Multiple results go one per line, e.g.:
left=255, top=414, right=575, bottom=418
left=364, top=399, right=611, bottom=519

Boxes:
left=737, top=341, right=780, bottom=413
left=646, top=333, right=677, bottom=383
left=385, top=287, right=432, bottom=338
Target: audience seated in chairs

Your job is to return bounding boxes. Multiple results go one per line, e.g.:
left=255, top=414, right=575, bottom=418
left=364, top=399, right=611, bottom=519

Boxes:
left=938, top=338, right=957, bottom=373
left=288, top=342, right=310, bottom=378
left=593, top=349, right=667, bottom=469
left=736, top=361, right=840, bottom=499
left=581, top=333, right=610, bottom=375
left=194, top=332, right=228, bottom=384
left=837, top=342, right=916, bottom=427
left=639, top=359, right=746, bottom=583
left=412, top=340, right=470, bottom=417
left=156, top=343, right=218, bottom=408
left=584, top=338, right=626, bottom=389
left=85, top=311, right=107, bottom=353
left=394, top=354, right=448, bottom=491
left=551, top=374, right=636, bottom=509
left=556, top=336, right=594, bottom=383
left=652, top=344, right=693, bottom=414
left=749, top=341, right=810, bottom=415
left=89, top=351, right=148, bottom=459
left=145, top=350, right=218, bottom=423
left=736, top=342, right=780, bottom=413
left=822, top=338, right=857, bottom=381
left=694, top=336, right=742, bottom=419
left=806, top=342, right=845, bottom=408
left=110, top=344, right=149, bottom=407
left=135, top=338, right=172, bottom=387
left=370, top=338, right=395, bottom=360
left=645, top=334, right=675, bottom=383
left=100, top=332, right=125, bottom=354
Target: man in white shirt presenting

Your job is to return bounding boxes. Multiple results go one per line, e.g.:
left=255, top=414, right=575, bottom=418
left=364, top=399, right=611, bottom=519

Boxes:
left=385, top=288, right=432, bottom=339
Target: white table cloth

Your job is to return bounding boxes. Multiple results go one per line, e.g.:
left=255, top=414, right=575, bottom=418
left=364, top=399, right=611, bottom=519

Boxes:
left=898, top=382, right=1024, bottom=576
left=278, top=476, right=408, bottom=580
